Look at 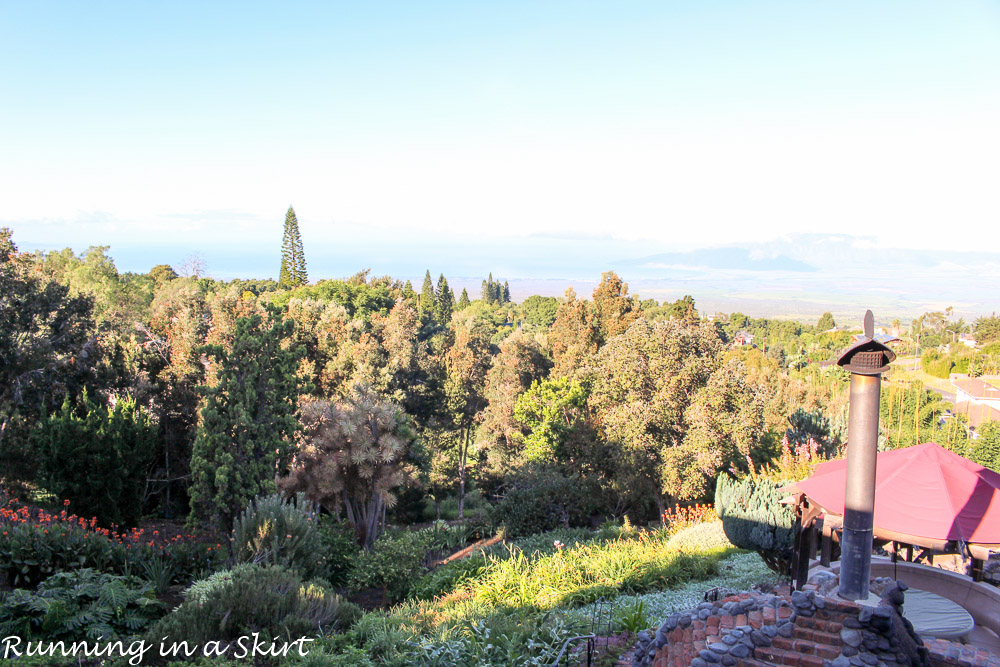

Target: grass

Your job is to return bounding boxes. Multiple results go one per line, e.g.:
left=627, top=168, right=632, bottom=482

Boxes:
left=299, top=520, right=782, bottom=666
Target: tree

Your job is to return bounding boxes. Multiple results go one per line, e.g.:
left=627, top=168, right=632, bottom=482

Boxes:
left=477, top=332, right=551, bottom=471
left=971, top=421, right=1000, bottom=472
left=277, top=388, right=416, bottom=549
left=419, top=270, right=436, bottom=316
left=549, top=288, right=600, bottom=377
left=520, top=295, right=559, bottom=329
left=0, top=229, right=97, bottom=478
left=31, top=390, right=156, bottom=527
left=188, top=313, right=305, bottom=530
left=592, top=271, right=641, bottom=342
left=588, top=317, right=722, bottom=514
left=435, top=274, right=454, bottom=324
left=975, top=313, right=1000, bottom=345
left=816, top=312, right=835, bottom=331
left=149, top=264, right=178, bottom=286
left=443, top=322, right=494, bottom=518
left=279, top=206, right=308, bottom=288
left=670, top=360, right=767, bottom=500
left=457, top=288, right=471, bottom=310
left=513, top=376, right=601, bottom=474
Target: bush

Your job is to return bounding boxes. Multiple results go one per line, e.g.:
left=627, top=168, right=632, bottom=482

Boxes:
left=470, top=532, right=728, bottom=609
left=347, top=530, right=436, bottom=603
left=147, top=564, right=360, bottom=649
left=0, top=568, right=163, bottom=641
left=30, top=391, right=156, bottom=527
left=317, top=514, right=361, bottom=588
left=0, top=521, right=123, bottom=588
left=490, top=469, right=597, bottom=538
left=231, top=493, right=328, bottom=580
left=714, top=473, right=794, bottom=574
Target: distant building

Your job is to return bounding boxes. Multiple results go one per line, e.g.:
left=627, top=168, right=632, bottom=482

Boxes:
left=952, top=377, right=1000, bottom=432
left=733, top=330, right=754, bottom=347
left=959, top=333, right=978, bottom=348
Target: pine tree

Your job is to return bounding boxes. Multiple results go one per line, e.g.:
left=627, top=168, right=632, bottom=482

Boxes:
left=419, top=271, right=436, bottom=316
left=457, top=288, right=471, bottom=310
left=503, top=280, right=511, bottom=303
left=480, top=280, right=489, bottom=303
left=403, top=280, right=416, bottom=302
left=188, top=314, right=305, bottom=529
left=279, top=206, right=308, bottom=289
left=436, top=274, right=454, bottom=324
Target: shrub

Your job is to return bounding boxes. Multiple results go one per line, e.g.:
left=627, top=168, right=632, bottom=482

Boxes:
left=317, top=514, right=361, bottom=588
left=30, top=391, right=156, bottom=527
left=231, top=493, right=327, bottom=580
left=347, top=530, right=436, bottom=603
left=0, top=568, right=163, bottom=641
left=0, top=521, right=123, bottom=588
left=0, top=500, right=225, bottom=589
left=147, top=564, right=360, bottom=649
left=660, top=503, right=717, bottom=535
left=714, top=473, right=794, bottom=574
left=490, top=469, right=597, bottom=538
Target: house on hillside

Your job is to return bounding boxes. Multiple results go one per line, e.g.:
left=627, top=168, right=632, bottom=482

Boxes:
left=952, top=376, right=1000, bottom=436
left=733, top=330, right=754, bottom=347
left=959, top=333, right=978, bottom=348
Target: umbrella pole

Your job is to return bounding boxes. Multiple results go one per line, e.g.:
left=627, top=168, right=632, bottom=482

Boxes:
left=839, top=372, right=882, bottom=601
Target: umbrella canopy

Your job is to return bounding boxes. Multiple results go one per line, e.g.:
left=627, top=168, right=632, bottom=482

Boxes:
left=790, top=442, right=1000, bottom=545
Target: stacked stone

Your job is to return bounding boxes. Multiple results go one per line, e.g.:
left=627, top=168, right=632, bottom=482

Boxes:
left=626, top=572, right=931, bottom=667
left=627, top=592, right=797, bottom=667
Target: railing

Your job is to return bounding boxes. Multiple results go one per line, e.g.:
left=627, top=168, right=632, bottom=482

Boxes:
left=551, top=634, right=596, bottom=667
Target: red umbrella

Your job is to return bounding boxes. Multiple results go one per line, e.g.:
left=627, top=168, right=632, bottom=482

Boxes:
left=790, top=442, right=1000, bottom=545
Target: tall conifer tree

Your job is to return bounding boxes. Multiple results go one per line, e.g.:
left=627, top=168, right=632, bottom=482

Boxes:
left=436, top=274, right=454, bottom=323
left=419, top=270, right=436, bottom=315
left=457, top=288, right=471, bottom=310
left=279, top=206, right=308, bottom=288
left=188, top=314, right=304, bottom=529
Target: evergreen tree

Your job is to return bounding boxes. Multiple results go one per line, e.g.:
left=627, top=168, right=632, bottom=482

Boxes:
left=189, top=313, right=305, bottom=529
left=435, top=274, right=454, bottom=324
left=503, top=280, right=511, bottom=303
left=817, top=311, right=836, bottom=331
left=419, top=270, right=436, bottom=316
left=457, top=288, right=471, bottom=310
left=279, top=206, right=308, bottom=289
left=480, top=280, right=489, bottom=303
left=402, top=280, right=416, bottom=302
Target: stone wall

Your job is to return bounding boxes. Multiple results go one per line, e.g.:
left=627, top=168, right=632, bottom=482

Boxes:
left=627, top=576, right=934, bottom=667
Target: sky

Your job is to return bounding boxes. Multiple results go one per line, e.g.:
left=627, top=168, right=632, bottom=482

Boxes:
left=2, top=1, right=999, bottom=288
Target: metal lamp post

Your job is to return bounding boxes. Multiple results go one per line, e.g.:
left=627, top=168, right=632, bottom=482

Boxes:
left=835, top=310, right=896, bottom=601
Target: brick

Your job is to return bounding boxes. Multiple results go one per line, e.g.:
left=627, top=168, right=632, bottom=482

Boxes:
left=800, top=656, right=825, bottom=667
left=815, top=645, right=840, bottom=660
left=707, top=616, right=721, bottom=630
left=794, top=628, right=814, bottom=641
left=721, top=616, right=735, bottom=630
left=793, top=640, right=817, bottom=655
left=735, top=614, right=748, bottom=627
left=811, top=630, right=841, bottom=646
left=683, top=629, right=693, bottom=642
left=778, top=607, right=792, bottom=619
left=781, top=651, right=801, bottom=666
left=822, top=621, right=843, bottom=634
left=772, top=637, right=795, bottom=651
left=763, top=607, right=777, bottom=622
left=756, top=647, right=787, bottom=664
left=694, top=629, right=706, bottom=641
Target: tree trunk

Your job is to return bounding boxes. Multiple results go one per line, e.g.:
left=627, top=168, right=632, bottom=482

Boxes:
left=435, top=499, right=441, bottom=521
left=655, top=494, right=666, bottom=526
left=457, top=427, right=469, bottom=520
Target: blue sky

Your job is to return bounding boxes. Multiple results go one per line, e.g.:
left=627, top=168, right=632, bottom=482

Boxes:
left=2, top=1, right=999, bottom=283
